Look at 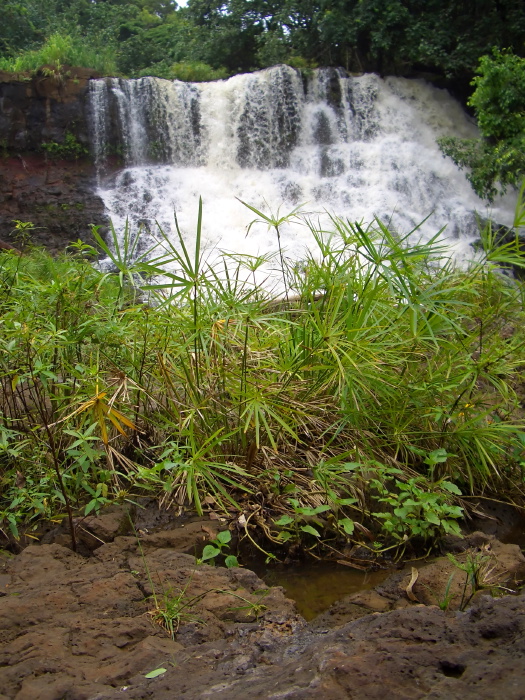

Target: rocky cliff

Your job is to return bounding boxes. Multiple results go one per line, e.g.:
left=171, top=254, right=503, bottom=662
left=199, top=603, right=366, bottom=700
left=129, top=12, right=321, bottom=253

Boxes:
left=0, top=68, right=108, bottom=251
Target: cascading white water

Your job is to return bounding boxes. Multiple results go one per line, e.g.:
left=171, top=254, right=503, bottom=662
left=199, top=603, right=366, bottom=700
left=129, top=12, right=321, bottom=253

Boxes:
left=89, top=65, right=514, bottom=274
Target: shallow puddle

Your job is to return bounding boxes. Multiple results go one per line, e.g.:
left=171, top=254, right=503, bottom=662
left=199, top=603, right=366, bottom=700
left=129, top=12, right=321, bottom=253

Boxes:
left=252, top=561, right=391, bottom=620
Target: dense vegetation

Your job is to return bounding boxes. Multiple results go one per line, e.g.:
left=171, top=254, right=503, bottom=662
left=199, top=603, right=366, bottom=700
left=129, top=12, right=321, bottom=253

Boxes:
left=1, top=199, right=525, bottom=559
left=1, top=2, right=525, bottom=557
left=1, top=0, right=524, bottom=81
left=439, top=50, right=525, bottom=202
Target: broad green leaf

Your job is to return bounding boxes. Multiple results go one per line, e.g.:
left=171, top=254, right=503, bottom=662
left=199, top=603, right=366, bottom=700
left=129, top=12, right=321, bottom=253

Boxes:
left=216, top=530, right=232, bottom=544
left=342, top=462, right=362, bottom=471
left=277, top=531, right=293, bottom=542
left=441, top=481, right=462, bottom=495
left=275, top=515, right=294, bottom=526
left=201, top=545, right=220, bottom=561
left=336, top=498, right=358, bottom=505
left=425, top=448, right=449, bottom=465
left=84, top=499, right=97, bottom=516
left=300, top=524, right=320, bottom=537
left=144, top=668, right=167, bottom=678
left=338, top=518, right=355, bottom=535
left=426, top=511, right=441, bottom=525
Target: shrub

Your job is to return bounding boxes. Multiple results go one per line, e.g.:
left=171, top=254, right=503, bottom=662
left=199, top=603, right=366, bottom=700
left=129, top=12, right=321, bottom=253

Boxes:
left=1, top=205, right=524, bottom=558
left=439, top=49, right=525, bottom=201
left=0, top=32, right=118, bottom=76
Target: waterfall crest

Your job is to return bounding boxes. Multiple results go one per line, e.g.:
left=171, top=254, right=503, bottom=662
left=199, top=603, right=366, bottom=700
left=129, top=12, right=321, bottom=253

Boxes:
left=89, top=65, right=513, bottom=264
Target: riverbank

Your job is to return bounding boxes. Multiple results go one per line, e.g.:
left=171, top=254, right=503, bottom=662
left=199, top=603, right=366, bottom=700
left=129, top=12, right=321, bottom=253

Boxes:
left=1, top=513, right=524, bottom=699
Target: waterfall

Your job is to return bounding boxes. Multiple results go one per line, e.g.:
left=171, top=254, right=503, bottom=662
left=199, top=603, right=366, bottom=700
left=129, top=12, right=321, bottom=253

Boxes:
left=88, top=65, right=514, bottom=270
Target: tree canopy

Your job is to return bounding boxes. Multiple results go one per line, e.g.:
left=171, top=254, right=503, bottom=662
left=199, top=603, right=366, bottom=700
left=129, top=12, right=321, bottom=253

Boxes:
left=439, top=50, right=525, bottom=201
left=0, top=0, right=523, bottom=82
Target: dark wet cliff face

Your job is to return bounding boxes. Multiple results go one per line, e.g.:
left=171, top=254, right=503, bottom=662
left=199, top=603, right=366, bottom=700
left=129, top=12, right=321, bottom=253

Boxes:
left=0, top=68, right=108, bottom=252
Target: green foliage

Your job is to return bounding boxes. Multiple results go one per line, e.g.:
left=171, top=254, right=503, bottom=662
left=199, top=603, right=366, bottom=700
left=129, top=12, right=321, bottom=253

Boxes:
left=197, top=529, right=239, bottom=567
left=168, top=61, right=228, bottom=82
left=439, top=50, right=525, bottom=201
left=147, top=584, right=202, bottom=638
left=42, top=131, right=88, bottom=161
left=470, top=50, right=525, bottom=142
left=368, top=464, right=463, bottom=542
left=0, top=31, right=118, bottom=75
left=0, top=1, right=41, bottom=58
left=1, top=204, right=525, bottom=555
left=1, top=0, right=522, bottom=79
left=274, top=500, right=332, bottom=542
left=446, top=550, right=492, bottom=610
left=139, top=61, right=228, bottom=82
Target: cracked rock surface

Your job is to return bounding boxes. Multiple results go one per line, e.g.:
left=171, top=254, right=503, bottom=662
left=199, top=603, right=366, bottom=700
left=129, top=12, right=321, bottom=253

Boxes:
left=0, top=539, right=301, bottom=699
left=1, top=535, right=525, bottom=700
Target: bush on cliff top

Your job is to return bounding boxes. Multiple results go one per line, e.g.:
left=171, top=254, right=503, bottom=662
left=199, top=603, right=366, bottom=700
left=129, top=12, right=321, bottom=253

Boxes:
left=0, top=32, right=117, bottom=76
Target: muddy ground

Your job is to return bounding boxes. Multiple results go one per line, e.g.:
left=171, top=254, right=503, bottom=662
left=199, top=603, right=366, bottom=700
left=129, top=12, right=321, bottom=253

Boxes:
left=1, top=506, right=524, bottom=700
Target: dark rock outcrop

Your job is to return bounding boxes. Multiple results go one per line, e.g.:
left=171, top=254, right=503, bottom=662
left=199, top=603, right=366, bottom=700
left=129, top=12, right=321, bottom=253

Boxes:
left=0, top=67, right=97, bottom=151
left=0, top=69, right=108, bottom=251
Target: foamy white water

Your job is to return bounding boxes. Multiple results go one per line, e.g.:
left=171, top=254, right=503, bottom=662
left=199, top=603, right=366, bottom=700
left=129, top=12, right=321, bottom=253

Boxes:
left=89, top=66, right=515, bottom=276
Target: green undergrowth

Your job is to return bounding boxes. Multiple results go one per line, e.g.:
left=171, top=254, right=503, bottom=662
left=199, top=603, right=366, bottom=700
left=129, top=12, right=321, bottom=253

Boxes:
left=1, top=200, right=525, bottom=562
left=0, top=32, right=117, bottom=77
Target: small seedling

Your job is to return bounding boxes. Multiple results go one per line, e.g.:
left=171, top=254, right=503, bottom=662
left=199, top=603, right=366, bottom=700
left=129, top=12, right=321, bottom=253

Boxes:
left=146, top=581, right=206, bottom=639
left=221, top=587, right=270, bottom=620
left=447, top=551, right=492, bottom=610
left=197, top=529, right=238, bottom=568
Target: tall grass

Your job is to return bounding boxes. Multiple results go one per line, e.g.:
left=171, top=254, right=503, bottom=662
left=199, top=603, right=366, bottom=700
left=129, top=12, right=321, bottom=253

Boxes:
left=1, top=209, right=524, bottom=557
left=0, top=33, right=118, bottom=75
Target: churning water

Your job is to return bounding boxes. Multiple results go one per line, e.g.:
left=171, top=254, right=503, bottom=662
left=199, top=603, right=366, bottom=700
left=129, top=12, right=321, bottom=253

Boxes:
left=89, top=65, right=514, bottom=270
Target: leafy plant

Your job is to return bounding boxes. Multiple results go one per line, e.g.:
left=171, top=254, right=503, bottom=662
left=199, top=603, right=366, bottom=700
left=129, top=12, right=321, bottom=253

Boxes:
left=446, top=551, right=492, bottom=611
left=164, top=61, right=228, bottom=82
left=0, top=31, right=117, bottom=75
left=367, top=464, right=464, bottom=542
left=439, top=50, right=525, bottom=201
left=197, top=529, right=239, bottom=568
left=221, top=587, right=270, bottom=620
left=239, top=199, right=305, bottom=300
left=146, top=582, right=204, bottom=639
left=1, top=202, right=525, bottom=560
left=274, top=499, right=331, bottom=542
left=42, top=132, right=88, bottom=161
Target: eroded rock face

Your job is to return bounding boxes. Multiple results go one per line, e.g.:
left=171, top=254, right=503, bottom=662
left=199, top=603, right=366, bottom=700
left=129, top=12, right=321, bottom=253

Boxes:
left=0, top=70, right=108, bottom=250
left=0, top=67, right=101, bottom=151
left=0, top=540, right=301, bottom=699
left=0, top=155, right=107, bottom=251
left=1, top=530, right=525, bottom=700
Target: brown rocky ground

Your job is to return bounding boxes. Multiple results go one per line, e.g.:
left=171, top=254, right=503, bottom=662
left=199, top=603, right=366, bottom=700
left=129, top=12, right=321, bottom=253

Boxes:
left=0, top=155, right=106, bottom=252
left=0, top=537, right=301, bottom=700
left=1, top=508, right=524, bottom=700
